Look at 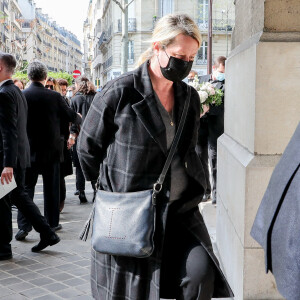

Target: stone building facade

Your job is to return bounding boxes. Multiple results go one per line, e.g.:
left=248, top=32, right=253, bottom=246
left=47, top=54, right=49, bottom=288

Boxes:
left=83, top=0, right=235, bottom=86
left=0, top=0, right=82, bottom=73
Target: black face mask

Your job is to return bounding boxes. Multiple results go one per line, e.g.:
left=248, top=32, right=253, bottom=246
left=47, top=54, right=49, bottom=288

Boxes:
left=158, top=50, right=193, bottom=82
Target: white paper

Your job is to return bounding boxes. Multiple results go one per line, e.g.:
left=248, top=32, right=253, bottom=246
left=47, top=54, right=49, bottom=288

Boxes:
left=0, top=176, right=17, bottom=199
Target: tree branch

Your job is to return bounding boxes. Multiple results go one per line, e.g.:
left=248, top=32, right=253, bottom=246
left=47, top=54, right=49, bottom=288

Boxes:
left=111, top=0, right=124, bottom=13
left=125, top=0, right=135, bottom=10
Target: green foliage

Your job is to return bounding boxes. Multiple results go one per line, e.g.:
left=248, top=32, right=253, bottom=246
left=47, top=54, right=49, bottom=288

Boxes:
left=12, top=71, right=74, bottom=86
left=48, top=72, right=73, bottom=86
left=12, top=71, right=29, bottom=83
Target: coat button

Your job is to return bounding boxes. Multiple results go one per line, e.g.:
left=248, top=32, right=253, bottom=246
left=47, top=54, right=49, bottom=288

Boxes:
left=185, top=162, right=188, bottom=168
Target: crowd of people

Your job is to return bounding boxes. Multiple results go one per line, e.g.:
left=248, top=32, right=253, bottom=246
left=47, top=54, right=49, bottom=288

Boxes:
left=0, top=55, right=98, bottom=260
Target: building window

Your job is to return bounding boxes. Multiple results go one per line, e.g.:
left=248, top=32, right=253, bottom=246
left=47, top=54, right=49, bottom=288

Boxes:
left=196, top=41, right=207, bottom=64
left=128, top=40, right=134, bottom=64
left=197, top=0, right=208, bottom=28
left=160, top=0, right=173, bottom=16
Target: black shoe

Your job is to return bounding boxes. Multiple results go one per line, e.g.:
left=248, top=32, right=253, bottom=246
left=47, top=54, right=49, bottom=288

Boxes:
left=74, top=190, right=79, bottom=195
left=212, top=199, right=216, bottom=205
left=202, top=193, right=211, bottom=202
left=15, top=229, right=28, bottom=241
left=31, top=233, right=60, bottom=252
left=0, top=253, right=12, bottom=261
left=79, top=190, right=88, bottom=204
left=51, top=224, right=62, bottom=232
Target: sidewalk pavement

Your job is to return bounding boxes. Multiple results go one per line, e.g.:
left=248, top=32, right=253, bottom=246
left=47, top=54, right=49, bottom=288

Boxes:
left=0, top=173, right=94, bottom=300
left=0, top=173, right=232, bottom=300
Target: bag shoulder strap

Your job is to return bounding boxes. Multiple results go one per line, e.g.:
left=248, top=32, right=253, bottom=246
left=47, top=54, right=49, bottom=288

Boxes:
left=153, top=85, right=192, bottom=197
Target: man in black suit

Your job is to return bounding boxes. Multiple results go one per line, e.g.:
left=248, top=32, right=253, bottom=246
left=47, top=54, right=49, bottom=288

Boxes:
left=196, top=56, right=226, bottom=205
left=0, top=53, right=60, bottom=260
left=16, top=61, right=81, bottom=239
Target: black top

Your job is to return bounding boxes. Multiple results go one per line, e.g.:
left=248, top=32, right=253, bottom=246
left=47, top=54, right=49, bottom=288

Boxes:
left=23, top=82, right=81, bottom=164
left=0, top=80, right=30, bottom=169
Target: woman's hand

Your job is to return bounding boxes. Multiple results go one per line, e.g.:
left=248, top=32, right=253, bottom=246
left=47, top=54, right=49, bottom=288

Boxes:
left=67, top=134, right=77, bottom=149
left=200, top=104, right=210, bottom=118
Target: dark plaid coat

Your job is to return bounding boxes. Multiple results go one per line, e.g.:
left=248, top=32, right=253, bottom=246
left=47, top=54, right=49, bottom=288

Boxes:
left=77, top=61, right=233, bottom=299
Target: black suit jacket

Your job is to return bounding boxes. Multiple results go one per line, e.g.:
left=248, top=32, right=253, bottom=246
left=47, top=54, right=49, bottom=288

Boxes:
left=23, top=82, right=81, bottom=165
left=0, top=80, right=30, bottom=169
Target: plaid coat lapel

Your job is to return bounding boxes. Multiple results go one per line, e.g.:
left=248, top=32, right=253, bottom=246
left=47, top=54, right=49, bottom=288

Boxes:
left=132, top=94, right=167, bottom=155
left=132, top=62, right=167, bottom=155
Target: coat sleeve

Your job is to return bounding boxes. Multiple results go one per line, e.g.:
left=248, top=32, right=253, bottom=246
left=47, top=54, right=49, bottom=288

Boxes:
left=69, top=97, right=80, bottom=135
left=0, top=92, right=18, bottom=168
left=58, top=95, right=82, bottom=125
left=77, top=94, right=115, bottom=182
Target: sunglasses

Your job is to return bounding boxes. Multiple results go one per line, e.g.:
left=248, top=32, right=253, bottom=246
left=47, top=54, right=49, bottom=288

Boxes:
left=45, top=85, right=54, bottom=90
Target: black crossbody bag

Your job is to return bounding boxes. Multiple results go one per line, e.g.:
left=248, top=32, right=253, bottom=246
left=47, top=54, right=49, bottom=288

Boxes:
left=80, top=86, right=191, bottom=258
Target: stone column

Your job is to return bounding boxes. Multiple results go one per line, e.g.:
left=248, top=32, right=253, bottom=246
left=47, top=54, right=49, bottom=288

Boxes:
left=216, top=1, right=300, bottom=299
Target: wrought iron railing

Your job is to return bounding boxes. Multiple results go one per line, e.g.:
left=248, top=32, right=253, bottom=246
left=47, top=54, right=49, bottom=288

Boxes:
left=103, top=56, right=113, bottom=70
left=195, top=58, right=207, bottom=65
left=197, top=18, right=234, bottom=31
left=117, top=18, right=137, bottom=32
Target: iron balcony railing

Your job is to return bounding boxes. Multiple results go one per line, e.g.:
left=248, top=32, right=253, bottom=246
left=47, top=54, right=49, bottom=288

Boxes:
left=195, top=58, right=208, bottom=65
left=117, top=18, right=137, bottom=32
left=103, top=56, right=113, bottom=70
left=197, top=18, right=235, bottom=32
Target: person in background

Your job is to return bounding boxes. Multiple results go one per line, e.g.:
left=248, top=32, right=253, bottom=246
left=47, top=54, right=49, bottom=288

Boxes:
left=69, top=76, right=97, bottom=203
left=57, top=79, right=73, bottom=212
left=16, top=61, right=81, bottom=238
left=13, top=79, right=24, bottom=90
left=197, top=56, right=226, bottom=204
left=187, top=70, right=197, bottom=83
left=66, top=85, right=75, bottom=100
left=0, top=53, right=60, bottom=256
left=45, top=77, right=61, bottom=93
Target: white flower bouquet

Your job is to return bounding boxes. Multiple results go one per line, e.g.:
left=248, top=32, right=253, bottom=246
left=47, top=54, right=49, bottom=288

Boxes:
left=189, top=75, right=223, bottom=112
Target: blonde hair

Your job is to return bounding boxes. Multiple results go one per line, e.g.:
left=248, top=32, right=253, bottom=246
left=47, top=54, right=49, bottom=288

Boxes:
left=137, top=13, right=202, bottom=66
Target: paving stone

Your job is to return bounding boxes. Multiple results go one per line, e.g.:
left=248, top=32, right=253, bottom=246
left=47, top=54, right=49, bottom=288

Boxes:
left=43, top=282, right=69, bottom=292
left=7, top=281, right=35, bottom=293
left=37, top=267, right=60, bottom=276
left=34, top=295, right=62, bottom=300
left=15, top=259, right=38, bottom=267
left=0, top=276, right=23, bottom=286
left=26, top=263, right=49, bottom=271
left=0, top=271, right=12, bottom=280
left=56, top=263, right=76, bottom=272
left=73, top=259, right=90, bottom=267
left=63, top=277, right=87, bottom=287
left=55, top=287, right=84, bottom=298
left=1, top=294, right=29, bottom=300
left=73, top=295, right=93, bottom=300
left=48, top=272, right=75, bottom=281
left=0, top=286, right=15, bottom=297
left=0, top=264, right=20, bottom=271
left=20, top=287, right=48, bottom=298
left=75, top=282, right=91, bottom=294
left=29, top=277, right=56, bottom=286
left=17, top=272, right=40, bottom=281
left=6, top=268, right=31, bottom=276
left=69, top=267, right=89, bottom=277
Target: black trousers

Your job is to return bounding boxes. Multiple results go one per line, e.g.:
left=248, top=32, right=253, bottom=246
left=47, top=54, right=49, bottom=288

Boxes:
left=76, top=165, right=96, bottom=192
left=17, top=161, right=60, bottom=230
left=197, top=117, right=223, bottom=202
left=160, top=205, right=215, bottom=300
left=0, top=167, right=53, bottom=258
left=196, top=119, right=211, bottom=195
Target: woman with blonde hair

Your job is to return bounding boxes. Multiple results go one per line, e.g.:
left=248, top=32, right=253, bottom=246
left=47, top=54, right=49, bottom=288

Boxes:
left=78, top=13, right=233, bottom=300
